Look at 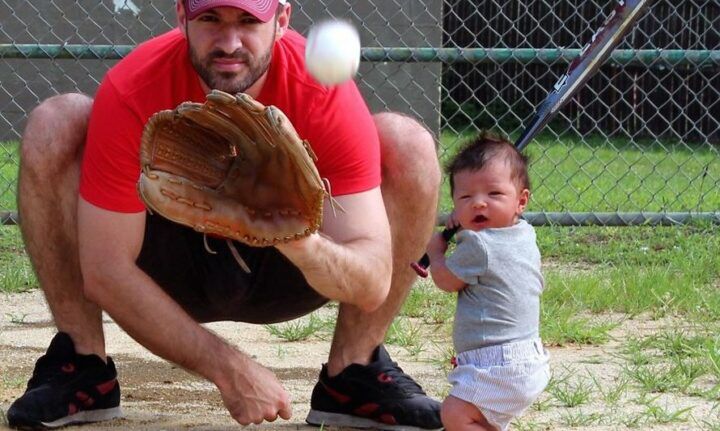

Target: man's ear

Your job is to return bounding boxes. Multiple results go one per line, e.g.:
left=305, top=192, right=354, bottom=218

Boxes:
left=275, top=3, right=291, bottom=39
left=177, top=0, right=187, bottom=36
left=517, top=188, right=530, bottom=213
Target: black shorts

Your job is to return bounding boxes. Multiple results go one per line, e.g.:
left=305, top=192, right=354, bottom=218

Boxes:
left=135, top=213, right=328, bottom=324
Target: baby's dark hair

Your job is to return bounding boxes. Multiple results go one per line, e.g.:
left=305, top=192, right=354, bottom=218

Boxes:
left=446, top=130, right=530, bottom=196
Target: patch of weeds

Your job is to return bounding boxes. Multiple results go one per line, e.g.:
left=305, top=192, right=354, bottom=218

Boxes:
left=548, top=376, right=593, bottom=408
left=686, top=384, right=717, bottom=399
left=641, top=401, right=692, bottom=424
left=588, top=372, right=628, bottom=405
left=275, top=345, right=293, bottom=360
left=512, top=418, right=546, bottom=430
left=401, top=280, right=437, bottom=318
left=649, top=291, right=677, bottom=320
left=545, top=364, right=574, bottom=392
left=402, top=280, right=454, bottom=325
left=531, top=396, right=553, bottom=412
left=707, top=336, right=720, bottom=380
left=308, top=313, right=338, bottom=341
left=403, top=341, right=426, bottom=358
left=0, top=263, right=36, bottom=293
left=264, top=313, right=325, bottom=342
left=699, top=405, right=720, bottom=430
left=385, top=317, right=424, bottom=352
left=618, top=412, right=645, bottom=428
left=619, top=337, right=657, bottom=366
left=540, top=303, right=618, bottom=346
left=400, top=279, right=432, bottom=317
left=647, top=329, right=710, bottom=360
left=6, top=312, right=29, bottom=324
left=430, top=342, right=455, bottom=374
left=627, top=357, right=706, bottom=394
left=423, top=300, right=454, bottom=325
left=0, top=408, right=7, bottom=427
left=700, top=385, right=720, bottom=402
left=559, top=410, right=602, bottom=427
left=625, top=364, right=681, bottom=393
left=671, top=356, right=707, bottom=391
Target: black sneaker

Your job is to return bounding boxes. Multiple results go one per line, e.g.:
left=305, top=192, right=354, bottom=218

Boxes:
left=306, top=345, right=442, bottom=430
left=7, top=332, right=122, bottom=429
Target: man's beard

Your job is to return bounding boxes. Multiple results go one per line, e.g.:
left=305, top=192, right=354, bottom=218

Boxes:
left=189, top=41, right=272, bottom=94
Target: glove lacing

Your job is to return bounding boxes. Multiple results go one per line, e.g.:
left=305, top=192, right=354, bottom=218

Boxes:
left=322, top=178, right=345, bottom=217
left=202, top=234, right=252, bottom=273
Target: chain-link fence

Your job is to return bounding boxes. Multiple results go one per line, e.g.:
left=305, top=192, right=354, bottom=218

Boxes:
left=1, top=0, right=718, bottom=225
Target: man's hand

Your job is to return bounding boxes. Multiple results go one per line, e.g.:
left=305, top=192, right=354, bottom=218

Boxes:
left=444, top=209, right=461, bottom=231
left=215, top=352, right=292, bottom=425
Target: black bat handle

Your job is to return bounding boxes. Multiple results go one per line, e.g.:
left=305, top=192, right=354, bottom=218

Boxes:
left=410, top=226, right=460, bottom=278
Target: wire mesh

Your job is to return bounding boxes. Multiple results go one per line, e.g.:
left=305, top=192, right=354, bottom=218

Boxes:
left=0, top=0, right=718, bottom=223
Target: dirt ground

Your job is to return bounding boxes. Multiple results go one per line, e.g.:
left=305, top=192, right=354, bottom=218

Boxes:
left=0, top=290, right=717, bottom=430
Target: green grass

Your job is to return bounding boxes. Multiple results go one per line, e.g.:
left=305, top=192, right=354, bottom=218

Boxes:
left=537, top=223, right=720, bottom=320
left=548, top=375, right=593, bottom=407
left=0, top=226, right=35, bottom=293
left=264, top=312, right=331, bottom=342
left=0, top=141, right=19, bottom=210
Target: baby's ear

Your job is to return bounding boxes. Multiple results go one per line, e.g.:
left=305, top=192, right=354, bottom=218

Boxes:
left=517, top=188, right=530, bottom=212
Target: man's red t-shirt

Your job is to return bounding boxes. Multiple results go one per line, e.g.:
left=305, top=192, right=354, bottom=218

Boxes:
left=80, top=29, right=380, bottom=213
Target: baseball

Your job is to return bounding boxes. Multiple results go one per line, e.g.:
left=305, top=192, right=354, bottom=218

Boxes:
left=305, top=20, right=361, bottom=86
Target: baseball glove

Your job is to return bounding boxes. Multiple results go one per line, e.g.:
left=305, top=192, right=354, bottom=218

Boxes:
left=137, top=90, right=327, bottom=247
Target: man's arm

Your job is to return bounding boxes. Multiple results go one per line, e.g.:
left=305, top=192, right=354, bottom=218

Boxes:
left=274, top=187, right=392, bottom=312
left=77, top=198, right=291, bottom=425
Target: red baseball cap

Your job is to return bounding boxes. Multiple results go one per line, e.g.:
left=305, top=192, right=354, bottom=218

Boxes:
left=184, top=0, right=287, bottom=22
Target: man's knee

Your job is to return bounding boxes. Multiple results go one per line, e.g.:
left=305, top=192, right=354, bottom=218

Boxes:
left=22, top=93, right=93, bottom=168
left=374, top=112, right=437, bottom=156
left=373, top=112, right=441, bottom=194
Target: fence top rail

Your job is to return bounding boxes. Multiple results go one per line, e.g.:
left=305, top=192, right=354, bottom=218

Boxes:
left=1, top=45, right=718, bottom=67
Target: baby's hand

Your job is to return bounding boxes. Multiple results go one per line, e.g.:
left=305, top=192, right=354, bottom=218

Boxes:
left=445, top=210, right=461, bottom=231
left=426, top=231, right=449, bottom=259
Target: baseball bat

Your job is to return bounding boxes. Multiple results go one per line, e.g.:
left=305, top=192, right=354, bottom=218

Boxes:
left=412, top=0, right=653, bottom=277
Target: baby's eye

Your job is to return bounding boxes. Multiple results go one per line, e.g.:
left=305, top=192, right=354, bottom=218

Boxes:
left=489, top=191, right=503, bottom=196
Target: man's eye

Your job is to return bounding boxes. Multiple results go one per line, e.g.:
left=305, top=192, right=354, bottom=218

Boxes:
left=198, top=15, right=218, bottom=22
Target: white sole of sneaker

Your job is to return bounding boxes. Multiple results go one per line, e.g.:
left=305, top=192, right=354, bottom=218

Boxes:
left=41, top=406, right=123, bottom=428
left=306, top=409, right=443, bottom=431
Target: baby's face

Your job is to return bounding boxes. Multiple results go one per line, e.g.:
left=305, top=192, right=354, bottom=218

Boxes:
left=451, top=160, right=529, bottom=231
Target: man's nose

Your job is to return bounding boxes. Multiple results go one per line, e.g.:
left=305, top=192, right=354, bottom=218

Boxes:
left=216, top=26, right=244, bottom=53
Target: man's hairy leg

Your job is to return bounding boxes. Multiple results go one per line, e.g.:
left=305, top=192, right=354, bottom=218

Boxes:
left=18, top=93, right=106, bottom=357
left=327, top=112, right=440, bottom=374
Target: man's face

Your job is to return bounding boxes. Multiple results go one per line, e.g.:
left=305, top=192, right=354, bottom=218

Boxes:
left=178, top=4, right=288, bottom=94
